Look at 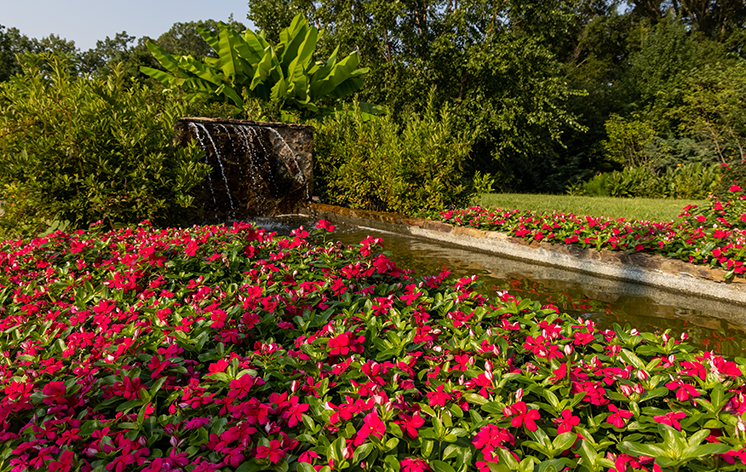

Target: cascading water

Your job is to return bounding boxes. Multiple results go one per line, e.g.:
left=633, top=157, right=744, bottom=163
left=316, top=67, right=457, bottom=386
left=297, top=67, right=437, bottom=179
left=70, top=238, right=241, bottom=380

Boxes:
left=176, top=118, right=314, bottom=219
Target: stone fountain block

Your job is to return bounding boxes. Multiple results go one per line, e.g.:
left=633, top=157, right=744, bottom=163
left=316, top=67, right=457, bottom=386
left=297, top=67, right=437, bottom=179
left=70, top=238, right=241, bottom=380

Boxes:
left=175, top=117, right=314, bottom=218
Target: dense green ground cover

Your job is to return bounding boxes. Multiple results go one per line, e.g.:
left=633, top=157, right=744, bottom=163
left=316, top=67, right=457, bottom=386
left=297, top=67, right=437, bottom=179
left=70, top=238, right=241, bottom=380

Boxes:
left=1, top=220, right=746, bottom=471
left=477, top=194, right=706, bottom=223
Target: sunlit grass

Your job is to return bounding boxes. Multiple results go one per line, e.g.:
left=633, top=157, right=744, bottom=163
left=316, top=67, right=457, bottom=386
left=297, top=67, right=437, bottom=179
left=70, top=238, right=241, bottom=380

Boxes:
left=477, top=193, right=706, bottom=222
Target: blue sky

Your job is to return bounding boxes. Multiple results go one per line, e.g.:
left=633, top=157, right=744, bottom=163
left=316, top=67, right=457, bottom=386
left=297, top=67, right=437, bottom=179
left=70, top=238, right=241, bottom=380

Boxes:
left=2, top=0, right=254, bottom=51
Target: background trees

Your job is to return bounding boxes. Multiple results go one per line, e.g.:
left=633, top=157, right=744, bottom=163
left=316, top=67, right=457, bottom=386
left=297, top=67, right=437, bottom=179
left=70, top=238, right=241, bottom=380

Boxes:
left=1, top=0, right=745, bottom=196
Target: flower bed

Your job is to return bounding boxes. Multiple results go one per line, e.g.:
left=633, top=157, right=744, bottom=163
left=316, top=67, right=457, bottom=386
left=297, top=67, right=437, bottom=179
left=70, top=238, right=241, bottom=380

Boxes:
left=436, top=199, right=746, bottom=278
left=1, top=220, right=746, bottom=472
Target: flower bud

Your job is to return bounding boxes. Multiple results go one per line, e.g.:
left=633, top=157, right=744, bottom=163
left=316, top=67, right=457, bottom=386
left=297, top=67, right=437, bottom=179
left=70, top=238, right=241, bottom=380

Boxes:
left=630, top=329, right=639, bottom=336
left=459, top=375, right=465, bottom=385
left=516, top=388, right=524, bottom=402
left=681, top=332, right=688, bottom=341
left=662, top=333, right=669, bottom=343
left=291, top=380, right=300, bottom=393
left=433, top=345, right=442, bottom=353
left=620, top=384, right=633, bottom=396
left=633, top=384, right=644, bottom=394
left=469, top=329, right=475, bottom=337
left=485, top=360, right=493, bottom=372
left=564, top=344, right=574, bottom=356
left=636, top=370, right=648, bottom=381
left=485, top=370, right=494, bottom=381
left=432, top=328, right=442, bottom=335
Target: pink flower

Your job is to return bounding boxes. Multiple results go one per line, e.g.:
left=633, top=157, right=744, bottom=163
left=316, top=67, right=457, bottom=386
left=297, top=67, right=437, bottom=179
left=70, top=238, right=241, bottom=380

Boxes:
left=730, top=185, right=742, bottom=192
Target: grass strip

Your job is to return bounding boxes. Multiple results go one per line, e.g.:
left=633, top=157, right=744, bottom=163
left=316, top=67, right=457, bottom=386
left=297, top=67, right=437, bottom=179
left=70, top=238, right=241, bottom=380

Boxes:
left=478, top=193, right=706, bottom=222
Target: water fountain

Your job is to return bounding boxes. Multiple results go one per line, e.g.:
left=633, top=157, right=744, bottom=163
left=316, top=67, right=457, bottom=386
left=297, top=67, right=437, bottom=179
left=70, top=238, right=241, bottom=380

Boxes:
left=175, top=117, right=314, bottom=219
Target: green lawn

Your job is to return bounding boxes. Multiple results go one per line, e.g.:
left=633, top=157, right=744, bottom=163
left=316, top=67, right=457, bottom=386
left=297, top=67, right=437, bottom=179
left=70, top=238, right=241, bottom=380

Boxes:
left=477, top=193, right=706, bottom=222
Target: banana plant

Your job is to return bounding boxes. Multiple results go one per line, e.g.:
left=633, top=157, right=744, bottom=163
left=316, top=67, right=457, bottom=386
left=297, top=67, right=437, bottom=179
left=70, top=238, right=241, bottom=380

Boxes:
left=141, top=14, right=384, bottom=120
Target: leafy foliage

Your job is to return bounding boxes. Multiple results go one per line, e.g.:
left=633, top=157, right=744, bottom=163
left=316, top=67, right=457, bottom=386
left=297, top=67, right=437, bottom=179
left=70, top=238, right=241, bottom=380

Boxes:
left=313, top=101, right=473, bottom=214
left=141, top=14, right=378, bottom=120
left=0, top=220, right=746, bottom=471
left=0, top=53, right=209, bottom=234
left=575, top=163, right=720, bottom=199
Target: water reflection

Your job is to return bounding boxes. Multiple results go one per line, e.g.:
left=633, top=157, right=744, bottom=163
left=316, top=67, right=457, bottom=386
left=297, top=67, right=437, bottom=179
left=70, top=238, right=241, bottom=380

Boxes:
left=253, top=216, right=746, bottom=356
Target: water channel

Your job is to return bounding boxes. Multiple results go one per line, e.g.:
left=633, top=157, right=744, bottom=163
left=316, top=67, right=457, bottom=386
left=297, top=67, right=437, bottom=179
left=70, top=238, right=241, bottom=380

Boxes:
left=253, top=216, right=746, bottom=357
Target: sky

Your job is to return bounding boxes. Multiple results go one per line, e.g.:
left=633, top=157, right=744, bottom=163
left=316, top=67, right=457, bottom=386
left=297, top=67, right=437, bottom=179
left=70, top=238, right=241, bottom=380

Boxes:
left=2, top=0, right=255, bottom=51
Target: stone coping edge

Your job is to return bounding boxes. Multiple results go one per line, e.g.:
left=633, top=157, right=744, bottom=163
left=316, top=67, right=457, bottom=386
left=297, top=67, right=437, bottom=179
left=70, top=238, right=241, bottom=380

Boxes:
left=301, top=203, right=746, bottom=308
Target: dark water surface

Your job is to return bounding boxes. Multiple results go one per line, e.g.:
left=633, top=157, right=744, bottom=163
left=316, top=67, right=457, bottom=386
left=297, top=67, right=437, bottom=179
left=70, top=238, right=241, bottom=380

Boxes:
left=253, top=216, right=746, bottom=357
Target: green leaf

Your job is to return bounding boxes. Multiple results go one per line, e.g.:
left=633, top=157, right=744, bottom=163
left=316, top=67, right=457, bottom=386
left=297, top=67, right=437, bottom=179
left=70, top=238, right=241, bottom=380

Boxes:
left=620, top=348, right=645, bottom=369
left=145, top=40, right=180, bottom=72
left=312, top=51, right=361, bottom=97
left=685, top=443, right=732, bottom=458
left=618, top=441, right=666, bottom=458
left=353, top=443, right=374, bottom=463
left=552, top=432, right=576, bottom=452
left=463, top=393, right=488, bottom=405
left=431, top=460, right=456, bottom=472
left=250, top=48, right=277, bottom=91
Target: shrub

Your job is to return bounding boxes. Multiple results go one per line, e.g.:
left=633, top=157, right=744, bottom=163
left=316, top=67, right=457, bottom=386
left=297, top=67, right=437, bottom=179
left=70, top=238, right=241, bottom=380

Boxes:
left=0, top=53, right=209, bottom=234
left=1, top=221, right=746, bottom=471
left=575, top=163, right=720, bottom=199
left=313, top=101, right=474, bottom=215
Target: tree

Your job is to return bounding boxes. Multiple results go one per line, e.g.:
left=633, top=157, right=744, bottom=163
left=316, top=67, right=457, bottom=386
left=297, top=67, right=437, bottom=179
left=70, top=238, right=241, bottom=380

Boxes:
left=0, top=26, right=34, bottom=81
left=677, top=60, right=746, bottom=162
left=155, top=19, right=246, bottom=59
left=247, top=0, right=586, bottom=191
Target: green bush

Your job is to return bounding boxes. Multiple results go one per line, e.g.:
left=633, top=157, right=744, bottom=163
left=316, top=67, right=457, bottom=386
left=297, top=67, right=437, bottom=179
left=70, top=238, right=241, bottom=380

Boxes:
left=312, top=100, right=473, bottom=215
left=575, top=163, right=720, bottom=199
left=0, top=53, right=210, bottom=234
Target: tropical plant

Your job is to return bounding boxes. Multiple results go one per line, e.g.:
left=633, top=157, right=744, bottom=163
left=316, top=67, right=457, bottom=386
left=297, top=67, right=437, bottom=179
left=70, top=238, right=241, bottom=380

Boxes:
left=141, top=14, right=381, bottom=120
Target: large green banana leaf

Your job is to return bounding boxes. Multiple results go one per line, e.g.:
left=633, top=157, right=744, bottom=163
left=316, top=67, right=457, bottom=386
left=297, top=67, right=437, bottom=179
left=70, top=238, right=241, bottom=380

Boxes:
left=145, top=41, right=180, bottom=72
left=312, top=51, right=361, bottom=97
left=217, top=27, right=245, bottom=80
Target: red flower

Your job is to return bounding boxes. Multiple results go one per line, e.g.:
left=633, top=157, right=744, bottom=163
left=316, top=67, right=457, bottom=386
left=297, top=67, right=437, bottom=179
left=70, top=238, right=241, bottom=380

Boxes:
left=653, top=411, right=687, bottom=430
left=315, top=220, right=336, bottom=232
left=730, top=185, right=742, bottom=192
left=401, top=458, right=430, bottom=472
left=255, top=439, right=286, bottom=463
left=665, top=380, right=700, bottom=401
left=398, top=412, right=425, bottom=438
left=553, top=408, right=580, bottom=434
left=504, top=401, right=541, bottom=431
left=354, top=411, right=386, bottom=446
left=606, top=404, right=633, bottom=428
left=427, top=384, right=452, bottom=408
